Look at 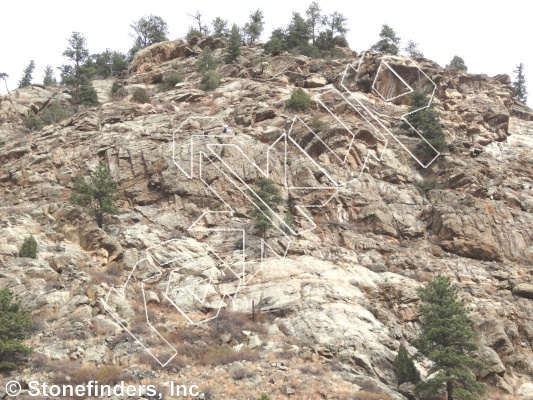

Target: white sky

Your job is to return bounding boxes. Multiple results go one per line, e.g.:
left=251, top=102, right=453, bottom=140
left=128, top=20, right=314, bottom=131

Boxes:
left=0, top=0, right=530, bottom=103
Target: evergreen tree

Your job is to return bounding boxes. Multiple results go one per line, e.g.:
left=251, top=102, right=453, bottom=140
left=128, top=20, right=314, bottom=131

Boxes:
left=371, top=24, right=401, bottom=55
left=0, top=288, right=33, bottom=372
left=306, top=2, right=322, bottom=45
left=70, top=160, right=119, bottom=228
left=89, top=50, right=128, bottom=79
left=447, top=55, right=468, bottom=72
left=403, top=87, right=447, bottom=157
left=19, top=236, right=37, bottom=259
left=285, top=12, right=311, bottom=51
left=412, top=275, right=486, bottom=400
left=197, top=46, right=217, bottom=73
left=322, top=11, right=349, bottom=36
left=513, top=63, right=528, bottom=103
left=249, top=178, right=283, bottom=238
left=130, top=15, right=168, bottom=49
left=404, top=40, right=424, bottom=58
left=43, top=65, right=57, bottom=86
left=225, top=24, right=242, bottom=64
left=212, top=17, right=229, bottom=38
left=76, top=78, right=99, bottom=106
left=392, top=344, right=420, bottom=387
left=18, top=60, right=35, bottom=88
left=244, top=9, right=265, bottom=43
left=58, top=32, right=90, bottom=98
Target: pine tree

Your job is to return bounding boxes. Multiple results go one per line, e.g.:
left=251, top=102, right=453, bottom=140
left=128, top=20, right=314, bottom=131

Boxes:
left=197, top=46, right=217, bottom=73
left=392, top=344, right=420, bottom=387
left=412, top=275, right=486, bottom=400
left=59, top=32, right=90, bottom=99
left=305, top=2, right=322, bottom=45
left=447, top=55, right=468, bottom=72
left=70, top=160, right=119, bottom=228
left=18, top=60, right=35, bottom=88
left=244, top=9, right=264, bottom=43
left=129, top=14, right=169, bottom=50
left=76, top=78, right=99, bottom=106
left=404, top=40, right=424, bottom=58
left=371, top=24, right=401, bottom=55
left=513, top=63, right=528, bottom=103
left=249, top=178, right=283, bottom=238
left=322, top=11, right=349, bottom=37
left=225, top=24, right=242, bottom=64
left=43, top=65, right=57, bottom=86
left=212, top=17, right=229, bottom=38
left=0, top=288, right=33, bottom=372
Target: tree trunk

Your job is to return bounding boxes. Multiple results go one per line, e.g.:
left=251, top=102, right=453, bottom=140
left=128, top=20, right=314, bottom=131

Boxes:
left=447, top=381, right=453, bottom=400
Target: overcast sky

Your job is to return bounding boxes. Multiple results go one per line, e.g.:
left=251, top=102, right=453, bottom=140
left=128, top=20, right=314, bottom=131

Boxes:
left=1, top=0, right=530, bottom=102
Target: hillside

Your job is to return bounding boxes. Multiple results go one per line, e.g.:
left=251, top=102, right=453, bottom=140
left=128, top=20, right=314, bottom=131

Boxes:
left=1, top=36, right=533, bottom=399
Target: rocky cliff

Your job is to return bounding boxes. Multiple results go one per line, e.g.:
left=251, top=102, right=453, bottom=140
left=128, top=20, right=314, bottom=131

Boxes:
left=1, top=37, right=533, bottom=399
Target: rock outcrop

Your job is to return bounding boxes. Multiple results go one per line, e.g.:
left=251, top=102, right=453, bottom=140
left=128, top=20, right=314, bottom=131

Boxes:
left=1, top=37, right=533, bottom=399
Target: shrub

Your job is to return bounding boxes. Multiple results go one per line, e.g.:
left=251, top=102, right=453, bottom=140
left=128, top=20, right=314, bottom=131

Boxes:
left=23, top=112, right=44, bottom=131
left=185, top=27, right=203, bottom=41
left=77, top=79, right=99, bottom=106
left=111, top=80, right=127, bottom=99
left=131, top=87, right=150, bottom=104
left=200, top=70, right=220, bottom=91
left=417, top=178, right=443, bottom=194
left=40, top=101, right=70, bottom=125
left=259, top=394, right=271, bottom=400
left=19, top=236, right=37, bottom=258
left=160, top=72, right=184, bottom=91
left=286, top=88, right=311, bottom=111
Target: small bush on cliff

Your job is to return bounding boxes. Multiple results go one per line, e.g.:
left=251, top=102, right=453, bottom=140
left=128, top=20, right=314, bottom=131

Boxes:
left=160, top=72, right=184, bottom=91
left=19, top=236, right=37, bottom=259
left=0, top=288, right=33, bottom=372
left=200, top=70, right=220, bottom=91
left=40, top=101, right=70, bottom=125
left=286, top=88, right=311, bottom=111
left=70, top=160, right=119, bottom=228
left=23, top=112, right=44, bottom=132
left=131, top=87, right=150, bottom=104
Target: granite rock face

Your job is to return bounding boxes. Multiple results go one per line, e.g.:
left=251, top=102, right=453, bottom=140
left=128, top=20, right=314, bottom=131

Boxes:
left=1, top=39, right=533, bottom=398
